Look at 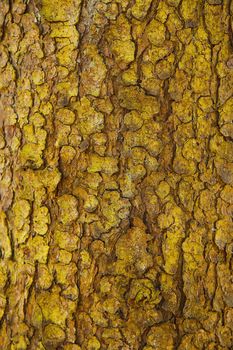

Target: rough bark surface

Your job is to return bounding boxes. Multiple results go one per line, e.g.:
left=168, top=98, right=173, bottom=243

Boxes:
left=0, top=0, right=233, bottom=349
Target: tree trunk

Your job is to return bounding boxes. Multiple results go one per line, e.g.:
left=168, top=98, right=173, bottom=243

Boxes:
left=0, top=0, right=233, bottom=349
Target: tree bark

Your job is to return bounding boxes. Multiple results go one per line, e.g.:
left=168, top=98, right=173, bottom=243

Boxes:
left=0, top=0, right=233, bottom=349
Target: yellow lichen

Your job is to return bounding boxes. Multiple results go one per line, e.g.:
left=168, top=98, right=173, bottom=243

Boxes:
left=73, top=97, right=104, bottom=137
left=87, top=154, right=118, bottom=175
left=60, top=145, right=76, bottom=163
left=43, top=324, right=65, bottom=346
left=57, top=44, right=77, bottom=68
left=129, top=278, right=161, bottom=306
left=50, top=23, right=79, bottom=45
left=118, top=86, right=160, bottom=115
left=84, top=195, right=99, bottom=213
left=80, top=44, right=107, bottom=97
left=146, top=19, right=166, bottom=46
left=1, top=0, right=233, bottom=348
left=115, top=222, right=153, bottom=275
left=87, top=336, right=101, bottom=350
left=57, top=194, right=79, bottom=225
left=33, top=206, right=50, bottom=236
left=111, top=40, right=135, bottom=65
left=41, top=0, right=81, bottom=24
left=32, top=70, right=45, bottom=85
left=131, top=0, right=152, bottom=20
left=13, top=199, right=31, bottom=244
left=54, top=229, right=80, bottom=251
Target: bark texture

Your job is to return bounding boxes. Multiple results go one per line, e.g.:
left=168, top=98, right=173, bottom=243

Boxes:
left=0, top=0, right=233, bottom=349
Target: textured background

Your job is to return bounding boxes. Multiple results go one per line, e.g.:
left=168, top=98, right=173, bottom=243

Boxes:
left=0, top=0, right=233, bottom=349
